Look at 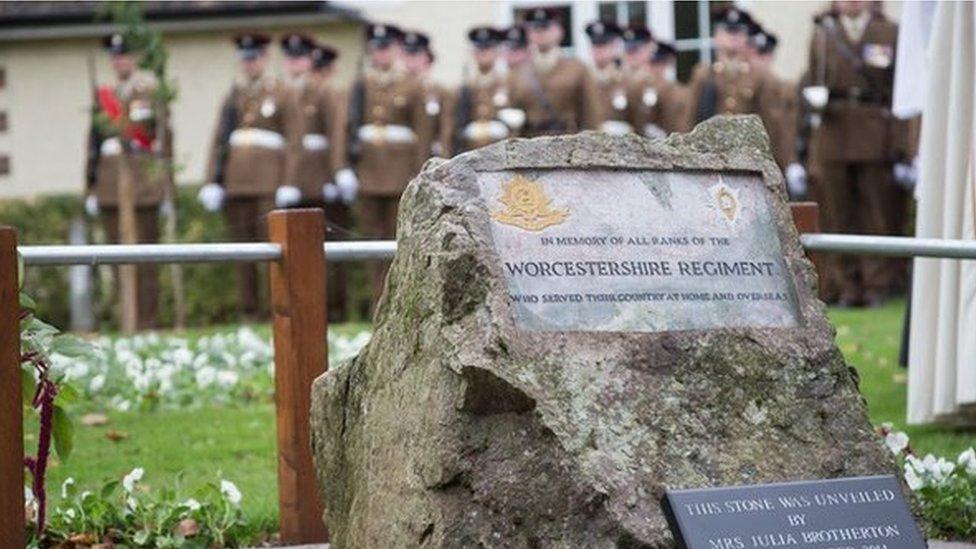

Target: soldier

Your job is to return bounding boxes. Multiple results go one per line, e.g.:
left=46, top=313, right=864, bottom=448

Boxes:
left=347, top=23, right=427, bottom=306
left=585, top=21, right=632, bottom=135
left=649, top=41, right=679, bottom=83
left=502, top=25, right=530, bottom=72
left=85, top=32, right=166, bottom=329
left=509, top=7, right=598, bottom=137
left=686, top=7, right=782, bottom=147
left=311, top=43, right=339, bottom=83
left=199, top=32, right=303, bottom=320
left=744, top=23, right=801, bottom=175
left=454, top=26, right=523, bottom=152
left=626, top=37, right=687, bottom=136
left=621, top=24, right=654, bottom=73
left=401, top=30, right=454, bottom=158
left=804, top=1, right=907, bottom=307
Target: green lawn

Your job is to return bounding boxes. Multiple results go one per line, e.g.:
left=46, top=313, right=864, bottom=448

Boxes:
left=26, top=306, right=975, bottom=536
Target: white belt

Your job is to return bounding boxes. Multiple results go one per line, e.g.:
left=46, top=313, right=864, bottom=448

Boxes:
left=100, top=137, right=122, bottom=156
left=357, top=124, right=416, bottom=144
left=229, top=128, right=286, bottom=150
left=302, top=133, right=329, bottom=151
left=600, top=120, right=633, bottom=136
left=643, top=123, right=667, bottom=139
left=463, top=120, right=510, bottom=141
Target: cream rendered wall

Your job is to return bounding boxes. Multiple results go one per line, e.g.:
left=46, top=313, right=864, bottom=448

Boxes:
left=0, top=21, right=361, bottom=200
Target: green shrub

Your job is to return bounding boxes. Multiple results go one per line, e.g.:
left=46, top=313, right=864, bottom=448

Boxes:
left=0, top=187, right=371, bottom=330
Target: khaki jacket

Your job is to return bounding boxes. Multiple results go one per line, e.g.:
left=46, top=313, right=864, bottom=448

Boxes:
left=591, top=64, right=632, bottom=132
left=453, top=69, right=515, bottom=152
left=349, top=67, right=428, bottom=196
left=86, top=72, right=166, bottom=207
left=293, top=78, right=347, bottom=198
left=627, top=68, right=690, bottom=136
left=205, top=74, right=303, bottom=197
left=807, top=13, right=902, bottom=163
left=687, top=59, right=785, bottom=159
left=510, top=51, right=599, bottom=137
left=418, top=77, right=455, bottom=159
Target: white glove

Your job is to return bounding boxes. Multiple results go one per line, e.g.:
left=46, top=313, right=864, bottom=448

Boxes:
left=893, top=160, right=917, bottom=191
left=84, top=195, right=99, bottom=217
left=322, top=182, right=340, bottom=203
left=197, top=183, right=225, bottom=212
left=497, top=108, right=526, bottom=130
left=275, top=185, right=302, bottom=208
left=159, top=199, right=174, bottom=219
left=335, top=168, right=359, bottom=205
left=785, top=162, right=808, bottom=198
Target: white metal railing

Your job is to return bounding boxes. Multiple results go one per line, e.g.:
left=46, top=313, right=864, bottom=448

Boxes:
left=17, top=235, right=976, bottom=266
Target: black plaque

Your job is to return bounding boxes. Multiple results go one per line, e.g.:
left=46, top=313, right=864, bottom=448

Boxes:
left=662, top=475, right=925, bottom=549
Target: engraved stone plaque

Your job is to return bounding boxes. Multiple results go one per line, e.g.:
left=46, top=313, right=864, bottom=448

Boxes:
left=479, top=169, right=801, bottom=332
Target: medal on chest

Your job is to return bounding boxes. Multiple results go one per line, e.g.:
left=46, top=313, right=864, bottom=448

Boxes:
left=493, top=90, right=509, bottom=107
left=425, top=97, right=441, bottom=116
left=862, top=44, right=893, bottom=68
left=260, top=97, right=276, bottom=118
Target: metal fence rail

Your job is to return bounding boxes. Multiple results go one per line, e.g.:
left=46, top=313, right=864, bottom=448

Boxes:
left=17, top=235, right=976, bottom=266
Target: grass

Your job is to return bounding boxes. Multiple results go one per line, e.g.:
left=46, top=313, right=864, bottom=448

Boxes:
left=25, top=305, right=975, bottom=537
left=829, top=298, right=975, bottom=458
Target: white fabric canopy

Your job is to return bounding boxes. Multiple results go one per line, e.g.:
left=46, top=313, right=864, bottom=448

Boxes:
left=907, top=0, right=976, bottom=425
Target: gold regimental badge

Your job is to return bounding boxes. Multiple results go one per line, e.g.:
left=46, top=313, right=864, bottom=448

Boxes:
left=711, top=177, right=741, bottom=224
left=491, top=175, right=569, bottom=231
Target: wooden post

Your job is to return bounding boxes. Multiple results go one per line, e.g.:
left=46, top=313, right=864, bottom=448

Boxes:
left=0, top=227, right=25, bottom=547
left=268, top=209, right=329, bottom=543
left=790, top=201, right=821, bottom=234
left=116, top=152, right=139, bottom=333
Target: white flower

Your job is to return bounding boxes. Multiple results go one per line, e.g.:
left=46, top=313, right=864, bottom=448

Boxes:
left=126, top=495, right=138, bottom=511
left=958, top=447, right=976, bottom=474
left=89, top=374, right=106, bottom=393
left=64, top=508, right=76, bottom=519
left=61, top=477, right=75, bottom=498
left=880, top=421, right=894, bottom=432
left=123, top=467, right=144, bottom=493
left=884, top=431, right=909, bottom=455
left=216, top=370, right=239, bottom=388
left=904, top=463, right=924, bottom=490
left=220, top=479, right=242, bottom=505
left=80, top=490, right=93, bottom=501
left=183, top=498, right=202, bottom=511
left=195, top=366, right=217, bottom=388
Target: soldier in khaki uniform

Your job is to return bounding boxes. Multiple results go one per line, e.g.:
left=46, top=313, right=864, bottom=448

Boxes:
left=401, top=31, right=454, bottom=158
left=199, top=33, right=303, bottom=319
left=745, top=24, right=800, bottom=174
left=510, top=7, right=599, bottom=137
left=282, top=34, right=353, bottom=321
left=804, top=2, right=907, bottom=306
left=624, top=32, right=688, bottom=136
left=85, top=32, right=165, bottom=329
left=454, top=26, right=522, bottom=152
left=585, top=21, right=633, bottom=136
left=502, top=25, right=530, bottom=73
left=311, top=43, right=339, bottom=84
left=347, top=23, right=427, bottom=305
left=686, top=8, right=783, bottom=144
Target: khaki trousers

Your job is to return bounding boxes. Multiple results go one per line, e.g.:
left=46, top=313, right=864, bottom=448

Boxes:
left=816, top=161, right=900, bottom=301
left=103, top=207, right=159, bottom=330
left=224, top=196, right=274, bottom=320
left=358, top=195, right=399, bottom=310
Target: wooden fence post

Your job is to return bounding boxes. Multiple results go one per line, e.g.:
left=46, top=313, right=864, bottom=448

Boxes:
left=0, top=227, right=25, bottom=547
left=790, top=201, right=821, bottom=234
left=267, top=209, right=329, bottom=543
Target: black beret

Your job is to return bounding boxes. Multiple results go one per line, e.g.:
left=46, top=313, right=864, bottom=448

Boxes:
left=280, top=33, right=316, bottom=57
left=585, top=20, right=622, bottom=45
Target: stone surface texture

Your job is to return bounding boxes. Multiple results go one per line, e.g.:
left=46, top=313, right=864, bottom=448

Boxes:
left=311, top=116, right=901, bottom=548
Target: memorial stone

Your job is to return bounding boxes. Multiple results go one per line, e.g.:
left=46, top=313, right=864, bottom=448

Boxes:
left=311, top=116, right=906, bottom=548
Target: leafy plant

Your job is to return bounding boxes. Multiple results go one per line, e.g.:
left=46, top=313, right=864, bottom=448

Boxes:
left=19, top=253, right=91, bottom=536
left=879, top=423, right=976, bottom=540
left=38, top=469, right=255, bottom=547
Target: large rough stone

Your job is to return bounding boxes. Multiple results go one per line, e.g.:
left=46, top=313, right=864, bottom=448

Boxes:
left=311, top=116, right=900, bottom=548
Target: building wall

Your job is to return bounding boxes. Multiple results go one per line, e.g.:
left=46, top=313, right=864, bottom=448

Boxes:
left=0, top=20, right=362, bottom=200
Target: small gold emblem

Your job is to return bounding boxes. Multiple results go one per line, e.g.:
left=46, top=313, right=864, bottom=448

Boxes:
left=711, top=177, right=740, bottom=224
left=491, top=175, right=569, bottom=231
